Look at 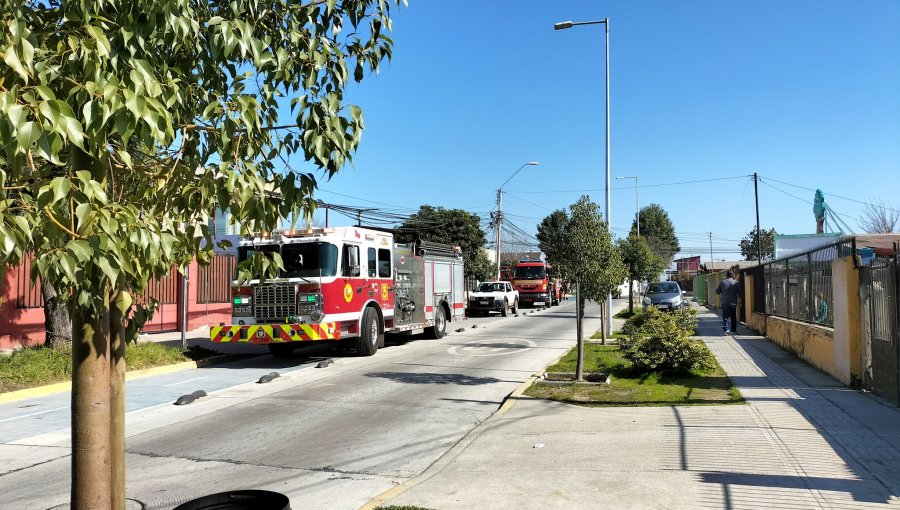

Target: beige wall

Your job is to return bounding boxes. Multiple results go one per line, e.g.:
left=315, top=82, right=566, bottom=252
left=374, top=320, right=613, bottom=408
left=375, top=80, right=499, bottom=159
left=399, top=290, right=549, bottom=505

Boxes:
left=766, top=315, right=837, bottom=379
left=832, top=256, right=861, bottom=385
left=757, top=256, right=861, bottom=386
left=748, top=312, right=767, bottom=335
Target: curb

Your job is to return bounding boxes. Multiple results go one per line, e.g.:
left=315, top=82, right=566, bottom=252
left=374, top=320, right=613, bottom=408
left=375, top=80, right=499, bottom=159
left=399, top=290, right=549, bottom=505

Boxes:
left=0, top=353, right=247, bottom=404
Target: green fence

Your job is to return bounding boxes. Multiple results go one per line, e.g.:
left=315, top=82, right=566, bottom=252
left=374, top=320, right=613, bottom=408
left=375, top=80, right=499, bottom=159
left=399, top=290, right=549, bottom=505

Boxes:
left=693, top=274, right=708, bottom=305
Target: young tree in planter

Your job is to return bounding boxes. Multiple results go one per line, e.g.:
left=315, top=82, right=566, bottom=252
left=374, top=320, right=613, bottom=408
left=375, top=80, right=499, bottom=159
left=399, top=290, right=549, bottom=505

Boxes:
left=617, top=234, right=666, bottom=314
left=557, top=196, right=625, bottom=380
left=0, top=1, right=403, bottom=507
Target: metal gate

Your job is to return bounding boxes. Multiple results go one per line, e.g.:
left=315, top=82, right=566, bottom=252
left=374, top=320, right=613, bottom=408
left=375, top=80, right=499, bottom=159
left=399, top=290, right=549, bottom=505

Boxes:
left=860, top=246, right=900, bottom=406
left=138, top=266, right=180, bottom=332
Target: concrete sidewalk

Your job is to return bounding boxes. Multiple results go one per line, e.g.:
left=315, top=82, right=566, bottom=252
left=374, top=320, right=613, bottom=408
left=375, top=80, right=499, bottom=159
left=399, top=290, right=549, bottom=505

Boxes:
left=376, top=307, right=900, bottom=510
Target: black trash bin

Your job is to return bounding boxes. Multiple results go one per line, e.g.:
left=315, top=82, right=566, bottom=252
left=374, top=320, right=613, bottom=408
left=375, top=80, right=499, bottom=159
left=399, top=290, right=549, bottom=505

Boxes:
left=173, top=490, right=290, bottom=510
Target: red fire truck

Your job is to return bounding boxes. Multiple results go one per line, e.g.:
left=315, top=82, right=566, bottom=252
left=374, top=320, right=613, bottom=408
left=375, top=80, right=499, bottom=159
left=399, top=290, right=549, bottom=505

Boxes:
left=510, top=253, right=559, bottom=308
left=211, top=227, right=466, bottom=356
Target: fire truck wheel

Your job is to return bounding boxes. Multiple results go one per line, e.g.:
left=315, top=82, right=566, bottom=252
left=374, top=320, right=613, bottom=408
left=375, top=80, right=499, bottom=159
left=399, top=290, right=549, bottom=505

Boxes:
left=500, top=300, right=509, bottom=317
left=356, top=307, right=381, bottom=356
left=429, top=305, right=447, bottom=339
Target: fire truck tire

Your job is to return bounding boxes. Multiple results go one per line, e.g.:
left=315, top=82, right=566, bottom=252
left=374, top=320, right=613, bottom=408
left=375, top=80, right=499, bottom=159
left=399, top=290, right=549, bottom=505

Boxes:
left=356, top=307, right=381, bottom=356
left=428, top=305, right=448, bottom=339
left=268, top=343, right=296, bottom=357
left=500, top=300, right=509, bottom=317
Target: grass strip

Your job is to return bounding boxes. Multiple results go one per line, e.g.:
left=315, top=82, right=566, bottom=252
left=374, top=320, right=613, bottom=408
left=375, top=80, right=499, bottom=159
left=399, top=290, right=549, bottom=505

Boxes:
left=525, top=343, right=742, bottom=407
left=0, top=343, right=222, bottom=393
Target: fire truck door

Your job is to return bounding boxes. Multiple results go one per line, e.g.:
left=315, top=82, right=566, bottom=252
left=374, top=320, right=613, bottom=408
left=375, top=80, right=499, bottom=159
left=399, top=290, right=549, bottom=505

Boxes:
left=452, top=261, right=465, bottom=319
left=432, top=260, right=452, bottom=315
left=424, top=261, right=434, bottom=320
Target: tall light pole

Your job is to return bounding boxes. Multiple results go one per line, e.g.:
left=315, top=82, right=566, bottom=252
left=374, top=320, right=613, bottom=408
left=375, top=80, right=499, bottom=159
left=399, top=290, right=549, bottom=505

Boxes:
left=555, top=17, right=612, bottom=335
left=496, top=162, right=540, bottom=279
left=616, top=175, right=639, bottom=237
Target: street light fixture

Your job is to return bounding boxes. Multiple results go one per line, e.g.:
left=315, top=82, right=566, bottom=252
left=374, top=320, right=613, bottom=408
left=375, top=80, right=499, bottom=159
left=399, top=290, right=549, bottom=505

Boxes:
left=616, top=176, right=639, bottom=237
left=496, top=161, right=540, bottom=279
left=554, top=16, right=612, bottom=335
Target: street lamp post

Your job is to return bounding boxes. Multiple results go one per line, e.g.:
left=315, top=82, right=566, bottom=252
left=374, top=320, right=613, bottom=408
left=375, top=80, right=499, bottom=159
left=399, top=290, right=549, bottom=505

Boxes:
left=496, top=162, right=540, bottom=280
left=616, top=176, right=639, bottom=237
left=555, top=17, right=612, bottom=335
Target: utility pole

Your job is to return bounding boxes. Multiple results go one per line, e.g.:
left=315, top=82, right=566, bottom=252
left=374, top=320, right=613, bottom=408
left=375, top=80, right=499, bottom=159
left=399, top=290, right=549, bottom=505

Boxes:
left=708, top=232, right=714, bottom=270
left=495, top=189, right=503, bottom=279
left=753, top=172, right=762, bottom=263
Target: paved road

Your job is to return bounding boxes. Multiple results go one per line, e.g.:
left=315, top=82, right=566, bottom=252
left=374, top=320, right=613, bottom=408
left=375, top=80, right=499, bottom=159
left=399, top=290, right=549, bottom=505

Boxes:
left=0, top=298, right=607, bottom=509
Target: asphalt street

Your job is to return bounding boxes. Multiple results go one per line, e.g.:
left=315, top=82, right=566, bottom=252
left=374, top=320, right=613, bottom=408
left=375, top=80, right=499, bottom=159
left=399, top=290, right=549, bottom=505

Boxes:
left=0, top=298, right=604, bottom=510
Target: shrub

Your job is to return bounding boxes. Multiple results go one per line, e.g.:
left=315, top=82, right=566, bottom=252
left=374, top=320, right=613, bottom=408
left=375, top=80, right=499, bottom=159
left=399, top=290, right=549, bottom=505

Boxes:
left=623, top=308, right=713, bottom=375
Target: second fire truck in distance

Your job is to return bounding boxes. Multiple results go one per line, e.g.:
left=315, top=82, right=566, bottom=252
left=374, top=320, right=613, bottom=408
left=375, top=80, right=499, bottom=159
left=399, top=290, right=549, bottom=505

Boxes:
left=510, top=253, right=560, bottom=308
left=211, top=226, right=466, bottom=356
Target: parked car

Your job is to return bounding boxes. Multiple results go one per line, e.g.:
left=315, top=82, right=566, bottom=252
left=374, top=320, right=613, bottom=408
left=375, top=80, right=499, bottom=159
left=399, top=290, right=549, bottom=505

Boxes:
left=642, top=281, right=686, bottom=311
left=467, top=281, right=519, bottom=317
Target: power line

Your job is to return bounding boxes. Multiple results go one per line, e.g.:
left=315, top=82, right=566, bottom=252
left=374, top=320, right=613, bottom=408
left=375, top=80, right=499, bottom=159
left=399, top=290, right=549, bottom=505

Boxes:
left=506, top=174, right=751, bottom=194
left=760, top=175, right=900, bottom=214
left=760, top=180, right=862, bottom=224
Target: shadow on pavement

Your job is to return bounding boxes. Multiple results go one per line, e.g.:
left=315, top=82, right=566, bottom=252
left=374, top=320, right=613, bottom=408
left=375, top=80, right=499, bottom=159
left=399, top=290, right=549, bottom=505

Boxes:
left=690, top=311, right=900, bottom=506
left=364, top=371, right=518, bottom=386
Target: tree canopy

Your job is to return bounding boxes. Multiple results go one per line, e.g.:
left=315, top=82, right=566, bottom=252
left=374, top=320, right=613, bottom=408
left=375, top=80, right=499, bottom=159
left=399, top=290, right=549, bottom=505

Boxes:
left=632, top=204, right=679, bottom=264
left=558, top=196, right=625, bottom=302
left=617, top=233, right=665, bottom=313
left=0, top=1, right=404, bottom=506
left=536, top=209, right=568, bottom=272
left=396, top=205, right=494, bottom=281
left=739, top=227, right=777, bottom=261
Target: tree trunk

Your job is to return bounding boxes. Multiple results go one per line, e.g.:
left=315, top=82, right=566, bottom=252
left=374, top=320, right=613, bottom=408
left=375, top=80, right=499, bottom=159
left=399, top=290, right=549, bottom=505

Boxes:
left=575, top=281, right=584, bottom=382
left=42, top=279, right=72, bottom=347
left=628, top=278, right=634, bottom=315
left=71, top=291, right=112, bottom=509
left=109, top=288, right=126, bottom=510
left=600, top=299, right=607, bottom=345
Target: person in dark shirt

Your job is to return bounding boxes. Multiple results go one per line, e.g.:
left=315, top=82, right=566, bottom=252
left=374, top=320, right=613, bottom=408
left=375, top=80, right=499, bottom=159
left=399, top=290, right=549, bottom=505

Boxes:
left=716, top=271, right=742, bottom=334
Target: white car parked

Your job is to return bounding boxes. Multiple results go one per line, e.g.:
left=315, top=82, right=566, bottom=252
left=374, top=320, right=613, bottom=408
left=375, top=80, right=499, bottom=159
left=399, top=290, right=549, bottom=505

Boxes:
left=467, top=281, right=519, bottom=317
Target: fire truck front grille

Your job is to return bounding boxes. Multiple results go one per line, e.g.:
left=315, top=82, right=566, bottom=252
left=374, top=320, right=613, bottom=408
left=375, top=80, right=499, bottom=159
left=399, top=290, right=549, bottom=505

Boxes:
left=253, top=283, right=296, bottom=322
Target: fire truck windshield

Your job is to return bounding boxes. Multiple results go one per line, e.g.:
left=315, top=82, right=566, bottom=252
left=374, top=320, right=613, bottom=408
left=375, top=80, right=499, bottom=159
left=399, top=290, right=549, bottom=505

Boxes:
left=514, top=266, right=546, bottom=280
left=238, top=243, right=338, bottom=278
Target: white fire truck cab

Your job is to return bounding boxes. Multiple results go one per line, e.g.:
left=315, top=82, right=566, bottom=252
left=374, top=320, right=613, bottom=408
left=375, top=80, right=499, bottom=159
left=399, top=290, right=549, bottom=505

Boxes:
left=211, top=226, right=466, bottom=356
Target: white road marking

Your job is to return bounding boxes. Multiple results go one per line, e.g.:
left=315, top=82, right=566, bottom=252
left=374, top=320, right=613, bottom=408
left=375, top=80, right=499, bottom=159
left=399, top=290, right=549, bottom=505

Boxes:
left=447, top=338, right=537, bottom=357
left=0, top=405, right=69, bottom=423
left=163, top=376, right=209, bottom=387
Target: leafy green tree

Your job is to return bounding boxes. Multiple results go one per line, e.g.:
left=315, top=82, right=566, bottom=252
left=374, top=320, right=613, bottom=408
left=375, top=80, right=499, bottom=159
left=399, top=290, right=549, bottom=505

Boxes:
left=740, top=227, right=777, bottom=261
left=557, top=196, right=626, bottom=380
left=632, top=204, right=680, bottom=265
left=396, top=206, right=494, bottom=281
left=536, top=209, right=568, bottom=270
left=617, top=234, right=666, bottom=314
left=0, top=1, right=403, bottom=506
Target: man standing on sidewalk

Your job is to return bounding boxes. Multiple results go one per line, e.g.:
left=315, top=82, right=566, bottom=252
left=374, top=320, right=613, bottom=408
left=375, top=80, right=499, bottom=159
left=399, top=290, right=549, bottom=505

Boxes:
left=716, top=271, right=742, bottom=334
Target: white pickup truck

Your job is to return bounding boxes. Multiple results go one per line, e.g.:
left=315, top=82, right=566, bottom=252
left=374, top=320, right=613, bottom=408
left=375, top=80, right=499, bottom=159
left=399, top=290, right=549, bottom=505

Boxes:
left=467, top=281, right=519, bottom=317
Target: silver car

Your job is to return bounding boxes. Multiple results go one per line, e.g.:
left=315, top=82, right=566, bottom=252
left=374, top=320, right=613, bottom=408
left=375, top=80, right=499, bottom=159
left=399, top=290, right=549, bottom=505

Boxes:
left=642, top=281, right=685, bottom=311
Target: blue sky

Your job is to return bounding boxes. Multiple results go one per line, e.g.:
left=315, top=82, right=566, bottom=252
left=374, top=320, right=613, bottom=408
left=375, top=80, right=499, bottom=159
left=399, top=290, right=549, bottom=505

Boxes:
left=286, top=0, right=900, bottom=262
